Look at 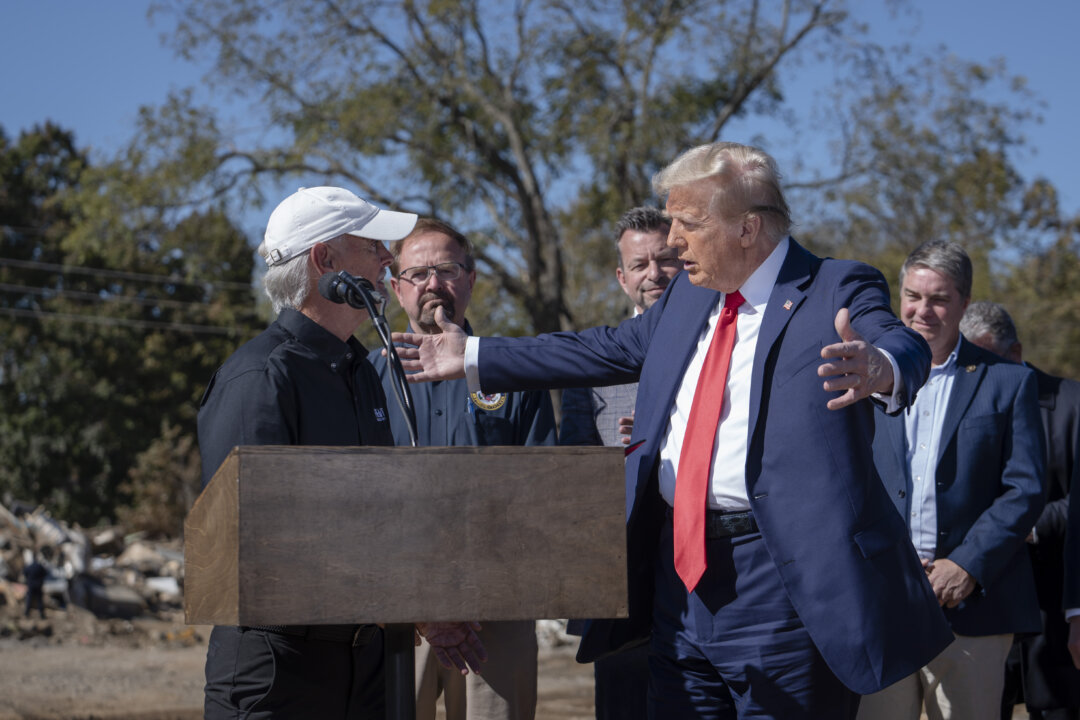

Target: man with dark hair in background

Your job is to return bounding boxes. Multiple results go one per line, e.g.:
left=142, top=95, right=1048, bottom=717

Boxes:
left=559, top=206, right=680, bottom=720
left=959, top=300, right=1080, bottom=720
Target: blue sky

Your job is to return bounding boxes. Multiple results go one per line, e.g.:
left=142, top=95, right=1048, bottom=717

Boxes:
left=2, top=1, right=1077, bottom=229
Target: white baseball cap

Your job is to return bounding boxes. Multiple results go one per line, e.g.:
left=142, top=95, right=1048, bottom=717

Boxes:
left=262, top=186, right=418, bottom=266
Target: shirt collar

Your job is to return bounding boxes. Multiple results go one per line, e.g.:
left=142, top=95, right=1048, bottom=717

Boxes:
left=277, top=308, right=365, bottom=369
left=734, top=236, right=789, bottom=312
left=932, top=334, right=963, bottom=371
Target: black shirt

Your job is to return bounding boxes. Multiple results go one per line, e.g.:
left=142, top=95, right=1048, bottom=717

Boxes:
left=197, top=308, right=394, bottom=488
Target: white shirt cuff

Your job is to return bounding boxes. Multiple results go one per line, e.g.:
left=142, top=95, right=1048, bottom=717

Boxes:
left=1067, top=608, right=1080, bottom=621
left=871, top=347, right=904, bottom=413
left=465, top=336, right=482, bottom=394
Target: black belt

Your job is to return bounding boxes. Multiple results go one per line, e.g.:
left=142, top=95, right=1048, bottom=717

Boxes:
left=666, top=506, right=758, bottom=539
left=245, top=624, right=379, bottom=646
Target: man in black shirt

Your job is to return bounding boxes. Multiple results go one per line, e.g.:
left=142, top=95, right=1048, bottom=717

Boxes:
left=198, top=186, right=486, bottom=720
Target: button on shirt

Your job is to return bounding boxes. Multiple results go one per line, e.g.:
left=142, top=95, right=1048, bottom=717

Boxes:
left=904, top=335, right=962, bottom=561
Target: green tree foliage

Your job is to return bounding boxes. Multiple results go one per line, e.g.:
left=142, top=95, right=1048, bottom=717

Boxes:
left=147, top=0, right=850, bottom=333
left=0, top=124, right=261, bottom=525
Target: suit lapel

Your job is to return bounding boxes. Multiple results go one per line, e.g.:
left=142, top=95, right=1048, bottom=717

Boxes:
left=749, top=242, right=810, bottom=434
left=936, top=338, right=985, bottom=463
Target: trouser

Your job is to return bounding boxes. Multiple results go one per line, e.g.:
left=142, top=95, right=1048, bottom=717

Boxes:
left=25, top=590, right=45, bottom=618
left=649, top=522, right=858, bottom=719
left=856, top=632, right=1014, bottom=720
left=594, top=641, right=650, bottom=720
left=204, top=625, right=384, bottom=719
left=415, top=619, right=538, bottom=720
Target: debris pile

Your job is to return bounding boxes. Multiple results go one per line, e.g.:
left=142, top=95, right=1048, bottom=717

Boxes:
left=0, top=500, right=196, bottom=647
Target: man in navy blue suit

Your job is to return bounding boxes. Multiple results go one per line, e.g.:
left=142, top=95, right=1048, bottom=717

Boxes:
left=957, top=301, right=1080, bottom=720
left=859, top=242, right=1045, bottom=720
left=394, top=142, right=952, bottom=719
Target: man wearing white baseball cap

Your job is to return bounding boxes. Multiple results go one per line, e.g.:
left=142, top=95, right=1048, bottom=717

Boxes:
left=198, top=187, right=487, bottom=719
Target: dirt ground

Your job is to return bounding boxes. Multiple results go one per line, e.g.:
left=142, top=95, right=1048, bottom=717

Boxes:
left=0, top=607, right=1033, bottom=720
left=0, top=608, right=594, bottom=720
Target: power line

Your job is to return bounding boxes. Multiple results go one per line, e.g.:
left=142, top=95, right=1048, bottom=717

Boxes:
left=0, top=306, right=247, bottom=336
left=0, top=256, right=254, bottom=291
left=0, top=281, right=213, bottom=311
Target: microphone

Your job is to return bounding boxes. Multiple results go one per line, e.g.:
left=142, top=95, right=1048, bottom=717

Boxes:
left=318, top=271, right=385, bottom=316
left=317, top=271, right=419, bottom=447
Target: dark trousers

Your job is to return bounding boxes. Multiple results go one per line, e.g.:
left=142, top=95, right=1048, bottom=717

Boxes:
left=1002, top=638, right=1080, bottom=720
left=649, top=522, right=858, bottom=720
left=594, top=641, right=650, bottom=720
left=24, top=590, right=45, bottom=618
left=204, top=626, right=385, bottom=719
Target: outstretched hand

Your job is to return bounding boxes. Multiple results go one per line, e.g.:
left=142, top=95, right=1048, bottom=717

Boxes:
left=391, top=307, right=468, bottom=382
left=819, top=308, right=894, bottom=410
left=415, top=621, right=487, bottom=675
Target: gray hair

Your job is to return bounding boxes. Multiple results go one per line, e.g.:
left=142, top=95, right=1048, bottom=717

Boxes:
left=614, top=207, right=670, bottom=268
left=652, top=142, right=792, bottom=240
left=960, top=301, right=1019, bottom=356
left=259, top=241, right=312, bottom=314
left=900, top=240, right=973, bottom=300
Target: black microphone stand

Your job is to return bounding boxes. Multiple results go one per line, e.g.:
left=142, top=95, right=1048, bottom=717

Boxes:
left=329, top=270, right=418, bottom=720
left=332, top=271, right=419, bottom=448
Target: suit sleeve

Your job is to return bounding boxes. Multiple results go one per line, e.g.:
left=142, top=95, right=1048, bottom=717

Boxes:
left=949, top=369, right=1047, bottom=587
left=559, top=387, right=602, bottom=446
left=839, top=262, right=931, bottom=410
left=476, top=294, right=663, bottom=394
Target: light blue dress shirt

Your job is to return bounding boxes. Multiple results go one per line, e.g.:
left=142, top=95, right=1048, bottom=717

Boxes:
left=904, top=335, right=963, bottom=560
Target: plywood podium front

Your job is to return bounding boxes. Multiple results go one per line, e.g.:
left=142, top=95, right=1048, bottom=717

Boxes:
left=184, top=445, right=629, bottom=718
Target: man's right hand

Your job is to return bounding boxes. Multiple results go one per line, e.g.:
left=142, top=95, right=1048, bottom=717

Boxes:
left=415, top=621, right=487, bottom=675
left=392, top=307, right=468, bottom=382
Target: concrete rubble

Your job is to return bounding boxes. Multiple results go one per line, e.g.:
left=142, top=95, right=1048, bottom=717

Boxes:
left=0, top=499, right=188, bottom=641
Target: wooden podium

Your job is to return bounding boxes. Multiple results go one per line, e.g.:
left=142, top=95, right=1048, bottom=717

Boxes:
left=185, top=445, right=628, bottom=716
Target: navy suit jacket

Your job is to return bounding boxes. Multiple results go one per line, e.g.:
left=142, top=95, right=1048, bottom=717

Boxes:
left=872, top=338, right=1045, bottom=637
left=474, top=240, right=952, bottom=694
left=1066, top=480, right=1080, bottom=612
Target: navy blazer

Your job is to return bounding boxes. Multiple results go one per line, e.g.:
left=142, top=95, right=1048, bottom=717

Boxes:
left=1066, top=481, right=1080, bottom=612
left=475, top=240, right=952, bottom=694
left=872, top=338, right=1045, bottom=636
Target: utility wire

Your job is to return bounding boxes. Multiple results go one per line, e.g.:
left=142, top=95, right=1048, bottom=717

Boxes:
left=0, top=282, right=212, bottom=311
left=0, top=306, right=246, bottom=336
left=0, top=256, right=254, bottom=291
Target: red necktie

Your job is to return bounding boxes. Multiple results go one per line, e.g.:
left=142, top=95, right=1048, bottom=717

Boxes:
left=674, top=290, right=744, bottom=592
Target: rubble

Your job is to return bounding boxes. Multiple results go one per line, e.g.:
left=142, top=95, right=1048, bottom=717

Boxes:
left=0, top=499, right=193, bottom=646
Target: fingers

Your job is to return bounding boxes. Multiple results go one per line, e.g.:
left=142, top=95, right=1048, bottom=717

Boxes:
left=418, top=621, right=488, bottom=675
left=833, top=307, right=859, bottom=343
left=434, top=306, right=452, bottom=330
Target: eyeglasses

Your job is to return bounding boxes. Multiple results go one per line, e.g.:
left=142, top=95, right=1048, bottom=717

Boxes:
left=397, top=262, right=468, bottom=284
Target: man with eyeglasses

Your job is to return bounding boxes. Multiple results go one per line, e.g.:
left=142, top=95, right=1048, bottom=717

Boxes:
left=368, top=217, right=556, bottom=720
